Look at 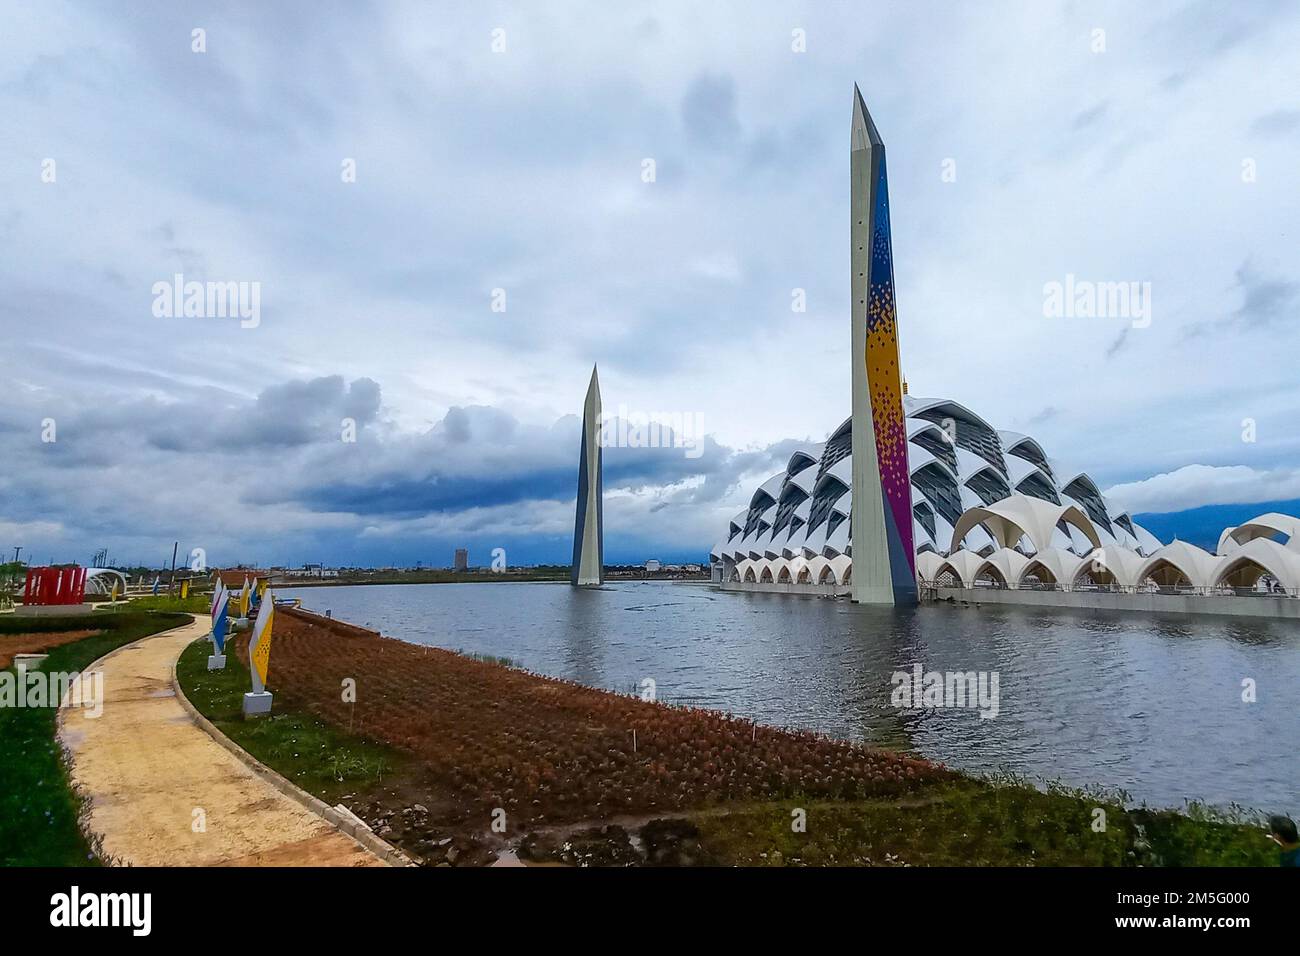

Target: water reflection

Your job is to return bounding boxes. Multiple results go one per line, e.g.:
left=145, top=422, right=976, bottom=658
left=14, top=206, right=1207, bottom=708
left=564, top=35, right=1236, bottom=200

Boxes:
left=560, top=585, right=605, bottom=686
left=279, top=581, right=1299, bottom=815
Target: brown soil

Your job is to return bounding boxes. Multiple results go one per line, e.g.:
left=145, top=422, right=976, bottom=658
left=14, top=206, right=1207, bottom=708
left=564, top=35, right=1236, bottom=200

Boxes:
left=241, top=609, right=954, bottom=849
left=0, top=630, right=101, bottom=669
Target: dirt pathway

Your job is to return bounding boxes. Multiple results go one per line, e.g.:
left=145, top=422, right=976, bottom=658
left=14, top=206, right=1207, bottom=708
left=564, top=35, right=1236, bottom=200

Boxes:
left=57, top=616, right=388, bottom=867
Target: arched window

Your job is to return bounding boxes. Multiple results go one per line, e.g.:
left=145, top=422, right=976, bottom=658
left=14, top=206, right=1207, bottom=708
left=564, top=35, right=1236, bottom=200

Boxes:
left=1020, top=562, right=1058, bottom=589
left=1141, top=559, right=1192, bottom=591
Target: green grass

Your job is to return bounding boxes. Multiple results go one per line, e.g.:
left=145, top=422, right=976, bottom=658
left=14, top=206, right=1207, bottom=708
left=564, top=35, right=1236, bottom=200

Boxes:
left=176, top=638, right=411, bottom=805
left=0, top=611, right=191, bottom=866
left=95, top=593, right=211, bottom=615
left=0, top=615, right=101, bottom=636
left=690, top=778, right=1279, bottom=867
left=454, top=649, right=517, bottom=667
left=1132, top=802, right=1276, bottom=867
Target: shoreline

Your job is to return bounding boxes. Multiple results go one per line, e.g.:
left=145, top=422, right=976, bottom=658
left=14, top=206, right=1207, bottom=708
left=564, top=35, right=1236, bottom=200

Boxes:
left=172, top=605, right=1279, bottom=867
left=272, top=575, right=710, bottom=589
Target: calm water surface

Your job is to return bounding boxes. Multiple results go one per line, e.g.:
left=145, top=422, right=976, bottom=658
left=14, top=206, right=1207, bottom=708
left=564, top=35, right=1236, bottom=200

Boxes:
left=278, top=581, right=1300, bottom=816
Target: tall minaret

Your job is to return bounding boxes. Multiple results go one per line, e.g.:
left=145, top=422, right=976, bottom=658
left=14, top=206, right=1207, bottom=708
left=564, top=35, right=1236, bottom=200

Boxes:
left=850, top=85, right=916, bottom=605
left=571, top=365, right=604, bottom=586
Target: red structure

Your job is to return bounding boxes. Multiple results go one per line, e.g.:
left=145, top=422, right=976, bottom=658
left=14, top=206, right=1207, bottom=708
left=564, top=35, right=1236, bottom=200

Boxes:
left=23, top=566, right=87, bottom=606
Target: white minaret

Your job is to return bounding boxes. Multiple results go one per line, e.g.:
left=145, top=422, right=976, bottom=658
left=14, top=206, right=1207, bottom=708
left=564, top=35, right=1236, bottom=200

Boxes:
left=571, top=365, right=603, bottom=586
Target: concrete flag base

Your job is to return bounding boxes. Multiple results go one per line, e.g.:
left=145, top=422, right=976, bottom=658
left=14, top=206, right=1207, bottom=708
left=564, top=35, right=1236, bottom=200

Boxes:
left=242, top=691, right=273, bottom=717
left=207, top=654, right=226, bottom=670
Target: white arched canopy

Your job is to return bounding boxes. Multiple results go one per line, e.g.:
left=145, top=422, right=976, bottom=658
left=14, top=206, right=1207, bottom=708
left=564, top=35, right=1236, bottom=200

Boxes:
left=807, top=555, right=832, bottom=585
left=934, top=549, right=989, bottom=588
left=949, top=495, right=1102, bottom=556
left=1217, top=513, right=1300, bottom=555
left=1016, top=548, right=1084, bottom=588
left=1211, top=538, right=1300, bottom=594
left=1136, top=541, right=1217, bottom=590
left=916, top=550, right=946, bottom=584
left=84, top=568, right=129, bottom=597
left=1072, top=546, right=1147, bottom=589
left=979, top=548, right=1030, bottom=589
left=824, top=554, right=852, bottom=586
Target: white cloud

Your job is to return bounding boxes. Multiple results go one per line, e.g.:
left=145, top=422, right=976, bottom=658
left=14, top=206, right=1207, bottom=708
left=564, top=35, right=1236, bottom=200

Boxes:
left=1105, top=465, right=1300, bottom=515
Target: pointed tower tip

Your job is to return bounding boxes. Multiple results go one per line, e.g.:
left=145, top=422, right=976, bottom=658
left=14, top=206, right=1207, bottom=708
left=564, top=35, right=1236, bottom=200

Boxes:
left=851, top=84, right=884, bottom=151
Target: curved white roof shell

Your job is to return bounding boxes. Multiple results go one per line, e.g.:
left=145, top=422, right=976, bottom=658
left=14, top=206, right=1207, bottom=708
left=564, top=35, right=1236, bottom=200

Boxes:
left=934, top=549, right=989, bottom=587
left=1217, top=512, right=1300, bottom=555
left=84, top=568, right=129, bottom=596
left=1211, top=537, right=1300, bottom=593
left=1019, top=548, right=1087, bottom=587
left=1073, top=546, right=1148, bottom=588
left=716, top=395, right=1162, bottom=567
left=1135, top=541, right=1218, bottom=590
left=979, top=547, right=1031, bottom=588
left=916, top=549, right=946, bottom=583
left=949, top=495, right=1101, bottom=555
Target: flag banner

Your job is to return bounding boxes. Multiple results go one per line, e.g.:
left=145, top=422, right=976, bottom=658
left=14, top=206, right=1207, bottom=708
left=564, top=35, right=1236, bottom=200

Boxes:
left=151, top=575, right=160, bottom=595
left=248, top=594, right=275, bottom=694
left=240, top=576, right=250, bottom=618
left=211, top=586, right=230, bottom=654
left=180, top=579, right=190, bottom=600
left=210, top=579, right=224, bottom=619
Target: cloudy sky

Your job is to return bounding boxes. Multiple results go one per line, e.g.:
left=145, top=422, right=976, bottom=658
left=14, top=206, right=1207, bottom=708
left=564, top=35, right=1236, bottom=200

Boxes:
left=1, top=1, right=1297, bottom=568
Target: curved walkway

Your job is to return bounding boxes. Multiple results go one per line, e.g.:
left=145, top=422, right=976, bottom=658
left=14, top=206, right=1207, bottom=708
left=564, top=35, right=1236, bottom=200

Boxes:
left=58, top=616, right=388, bottom=866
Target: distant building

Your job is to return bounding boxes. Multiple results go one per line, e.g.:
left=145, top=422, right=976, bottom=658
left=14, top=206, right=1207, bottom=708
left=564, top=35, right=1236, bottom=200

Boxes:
left=645, top=559, right=661, bottom=573
left=212, top=568, right=271, bottom=588
left=454, top=549, right=468, bottom=572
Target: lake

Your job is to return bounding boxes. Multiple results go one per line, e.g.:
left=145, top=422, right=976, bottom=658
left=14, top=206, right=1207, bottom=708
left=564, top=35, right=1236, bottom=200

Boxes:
left=277, top=581, right=1300, bottom=817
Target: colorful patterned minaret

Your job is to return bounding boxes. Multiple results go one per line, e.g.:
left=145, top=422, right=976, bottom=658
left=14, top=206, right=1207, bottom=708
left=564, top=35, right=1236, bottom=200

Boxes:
left=571, top=365, right=604, bottom=586
left=850, top=86, right=916, bottom=605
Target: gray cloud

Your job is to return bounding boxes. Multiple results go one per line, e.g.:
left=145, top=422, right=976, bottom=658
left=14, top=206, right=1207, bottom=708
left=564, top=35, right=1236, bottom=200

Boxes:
left=1230, top=261, right=1300, bottom=330
left=0, top=367, right=794, bottom=564
left=1, top=1, right=1299, bottom=563
left=1250, top=109, right=1300, bottom=137
left=1105, top=327, right=1130, bottom=359
left=1071, top=101, right=1109, bottom=131
left=681, top=72, right=742, bottom=150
